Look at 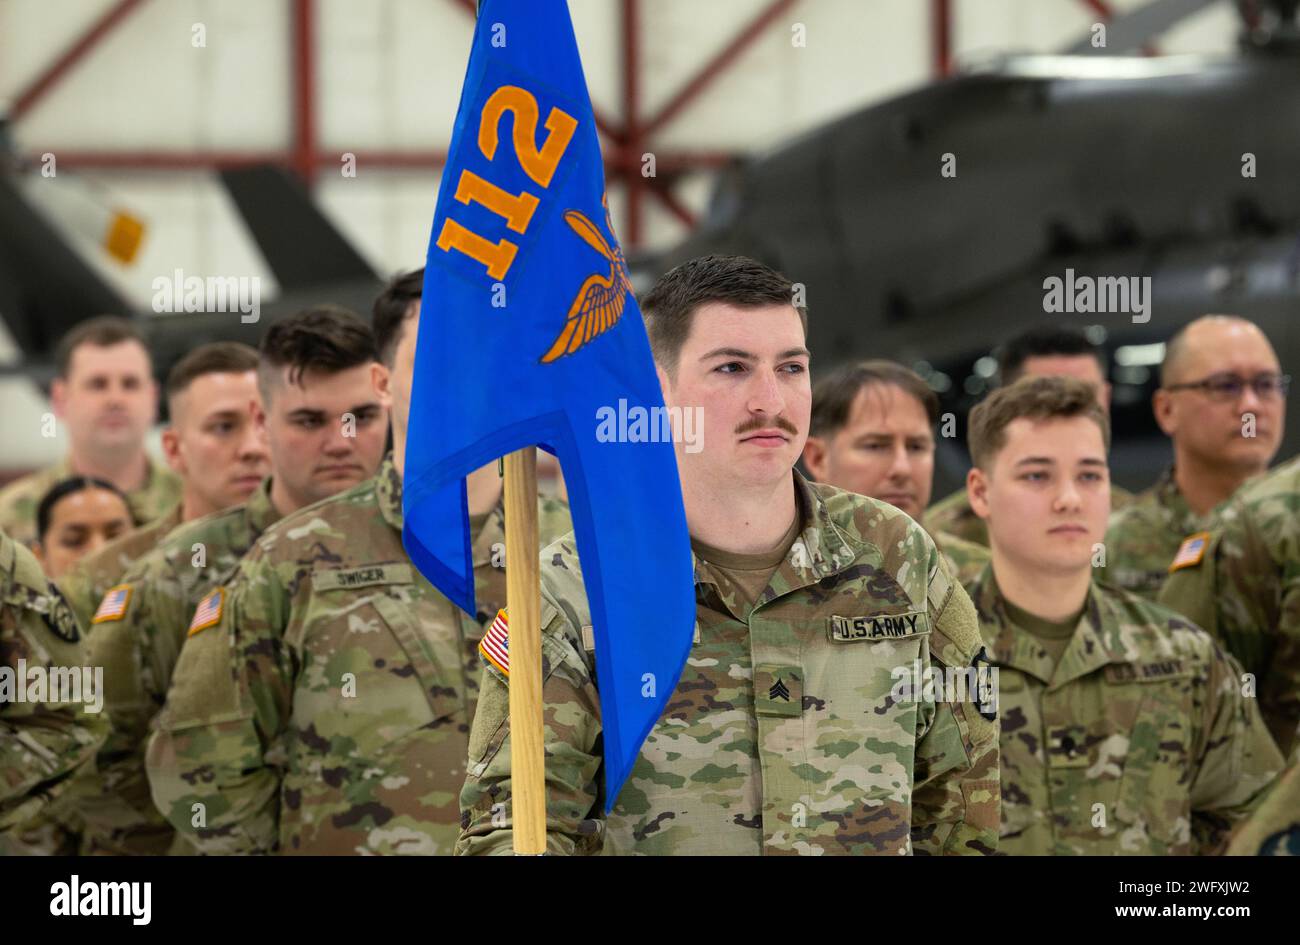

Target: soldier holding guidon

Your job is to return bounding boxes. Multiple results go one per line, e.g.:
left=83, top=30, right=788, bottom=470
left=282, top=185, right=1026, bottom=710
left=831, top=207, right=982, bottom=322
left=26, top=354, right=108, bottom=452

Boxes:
left=458, top=255, right=1001, bottom=856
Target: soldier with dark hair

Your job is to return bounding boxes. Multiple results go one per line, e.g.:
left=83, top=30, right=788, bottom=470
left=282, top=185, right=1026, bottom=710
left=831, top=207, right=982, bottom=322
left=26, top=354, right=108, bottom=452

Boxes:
left=145, top=274, right=569, bottom=854
left=458, top=255, right=1000, bottom=856
left=33, top=477, right=133, bottom=580
left=926, top=325, right=1131, bottom=547
left=77, top=308, right=387, bottom=854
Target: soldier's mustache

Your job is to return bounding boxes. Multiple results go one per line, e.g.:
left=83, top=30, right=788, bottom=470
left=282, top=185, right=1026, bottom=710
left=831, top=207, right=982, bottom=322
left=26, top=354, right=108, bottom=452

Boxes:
left=734, top=416, right=798, bottom=436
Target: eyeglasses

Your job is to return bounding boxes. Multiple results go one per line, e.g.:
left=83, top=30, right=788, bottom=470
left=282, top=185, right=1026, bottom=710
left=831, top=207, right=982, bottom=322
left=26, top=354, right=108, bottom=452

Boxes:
left=1164, top=372, right=1291, bottom=402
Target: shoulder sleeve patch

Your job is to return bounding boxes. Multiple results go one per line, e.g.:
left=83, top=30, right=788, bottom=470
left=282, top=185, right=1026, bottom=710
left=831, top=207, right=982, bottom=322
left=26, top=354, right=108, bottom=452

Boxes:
left=91, top=584, right=132, bottom=624
left=478, top=608, right=510, bottom=678
left=44, top=586, right=81, bottom=643
left=188, top=587, right=224, bottom=637
left=1168, top=531, right=1211, bottom=572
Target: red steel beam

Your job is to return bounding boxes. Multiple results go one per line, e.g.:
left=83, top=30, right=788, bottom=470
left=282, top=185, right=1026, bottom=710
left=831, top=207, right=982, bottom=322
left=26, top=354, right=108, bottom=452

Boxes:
left=29, top=151, right=297, bottom=171
left=647, top=178, right=696, bottom=229
left=1240, top=0, right=1261, bottom=31
left=31, top=150, right=448, bottom=172
left=10, top=0, right=150, bottom=120
left=29, top=148, right=736, bottom=174
left=1079, top=0, right=1115, bottom=18
left=292, top=0, right=318, bottom=188
left=640, top=0, right=799, bottom=140
left=932, top=0, right=953, bottom=78
left=621, top=0, right=643, bottom=245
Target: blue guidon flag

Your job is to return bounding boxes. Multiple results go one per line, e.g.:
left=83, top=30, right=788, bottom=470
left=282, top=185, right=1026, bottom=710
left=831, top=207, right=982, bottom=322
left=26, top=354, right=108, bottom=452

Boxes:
left=402, top=0, right=695, bottom=812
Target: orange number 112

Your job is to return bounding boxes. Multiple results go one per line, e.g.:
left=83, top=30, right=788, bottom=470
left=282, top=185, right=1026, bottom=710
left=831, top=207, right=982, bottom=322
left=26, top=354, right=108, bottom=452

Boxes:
left=436, top=86, right=578, bottom=279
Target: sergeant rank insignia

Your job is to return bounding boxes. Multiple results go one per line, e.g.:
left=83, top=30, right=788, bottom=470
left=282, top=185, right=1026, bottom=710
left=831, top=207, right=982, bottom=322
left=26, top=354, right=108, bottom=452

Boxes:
left=1168, top=531, right=1210, bottom=572
left=479, top=608, right=510, bottom=677
left=188, top=588, right=224, bottom=637
left=92, top=584, right=132, bottom=624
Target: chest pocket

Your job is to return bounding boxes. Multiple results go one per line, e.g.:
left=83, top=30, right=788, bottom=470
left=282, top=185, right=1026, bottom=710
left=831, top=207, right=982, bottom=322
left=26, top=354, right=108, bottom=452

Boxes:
left=802, top=610, right=933, bottom=799
left=304, top=566, right=465, bottom=745
left=1107, top=660, right=1196, bottom=850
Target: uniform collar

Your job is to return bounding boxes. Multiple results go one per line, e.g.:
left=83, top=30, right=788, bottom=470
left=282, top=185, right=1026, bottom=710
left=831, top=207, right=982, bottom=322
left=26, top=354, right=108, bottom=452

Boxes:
left=246, top=477, right=280, bottom=533
left=691, top=470, right=858, bottom=612
left=376, top=453, right=403, bottom=531
left=969, top=563, right=1125, bottom=689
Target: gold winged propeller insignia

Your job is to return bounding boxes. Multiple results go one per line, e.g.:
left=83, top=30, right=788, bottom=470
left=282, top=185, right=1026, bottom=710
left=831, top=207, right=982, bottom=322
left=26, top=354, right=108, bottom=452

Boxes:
left=540, top=193, right=632, bottom=363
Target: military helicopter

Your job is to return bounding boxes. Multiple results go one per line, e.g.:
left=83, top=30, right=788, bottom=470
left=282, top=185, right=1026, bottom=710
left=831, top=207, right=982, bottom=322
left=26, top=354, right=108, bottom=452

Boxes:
left=0, top=116, right=381, bottom=396
left=638, top=0, right=1300, bottom=493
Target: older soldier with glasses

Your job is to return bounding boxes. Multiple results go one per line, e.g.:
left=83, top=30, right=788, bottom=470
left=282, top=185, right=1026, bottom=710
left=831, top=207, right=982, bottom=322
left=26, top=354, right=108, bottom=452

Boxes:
left=1100, top=315, right=1287, bottom=600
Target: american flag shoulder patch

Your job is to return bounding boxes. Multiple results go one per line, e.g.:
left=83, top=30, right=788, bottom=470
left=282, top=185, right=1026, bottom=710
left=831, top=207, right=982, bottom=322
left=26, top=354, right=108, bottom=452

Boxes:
left=92, top=584, right=132, bottom=624
left=479, top=609, right=509, bottom=678
left=1168, top=531, right=1211, bottom=573
left=188, top=587, right=225, bottom=637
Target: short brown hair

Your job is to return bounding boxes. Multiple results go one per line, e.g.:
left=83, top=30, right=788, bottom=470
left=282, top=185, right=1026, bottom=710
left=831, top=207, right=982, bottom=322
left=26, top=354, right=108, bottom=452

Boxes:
left=640, top=254, right=806, bottom=377
left=967, top=375, right=1110, bottom=469
left=373, top=268, right=423, bottom=367
left=810, top=360, right=939, bottom=437
left=165, top=342, right=260, bottom=406
left=258, top=305, right=377, bottom=398
left=55, top=315, right=148, bottom=378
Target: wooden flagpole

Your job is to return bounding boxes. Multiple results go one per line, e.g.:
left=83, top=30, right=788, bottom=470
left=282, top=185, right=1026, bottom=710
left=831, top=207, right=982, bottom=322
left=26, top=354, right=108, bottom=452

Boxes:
left=503, top=446, right=546, bottom=854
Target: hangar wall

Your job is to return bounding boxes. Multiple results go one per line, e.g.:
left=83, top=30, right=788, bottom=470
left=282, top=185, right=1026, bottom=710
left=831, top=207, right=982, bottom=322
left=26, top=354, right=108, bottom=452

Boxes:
left=0, top=0, right=1240, bottom=466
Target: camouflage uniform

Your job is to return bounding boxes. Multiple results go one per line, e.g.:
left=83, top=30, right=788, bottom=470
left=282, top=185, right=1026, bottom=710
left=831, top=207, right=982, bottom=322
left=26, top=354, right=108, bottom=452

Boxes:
left=145, top=455, right=571, bottom=855
left=926, top=484, right=1132, bottom=550
left=6, top=503, right=186, bottom=851
left=1158, top=455, right=1300, bottom=755
left=1099, top=468, right=1227, bottom=600
left=934, top=530, right=990, bottom=587
left=77, top=480, right=280, bottom=855
left=0, top=456, right=181, bottom=548
left=1227, top=730, right=1300, bottom=856
left=923, top=489, right=990, bottom=547
left=457, top=473, right=1002, bottom=856
left=59, top=504, right=184, bottom=631
left=966, top=564, right=1283, bottom=855
left=0, top=529, right=104, bottom=837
